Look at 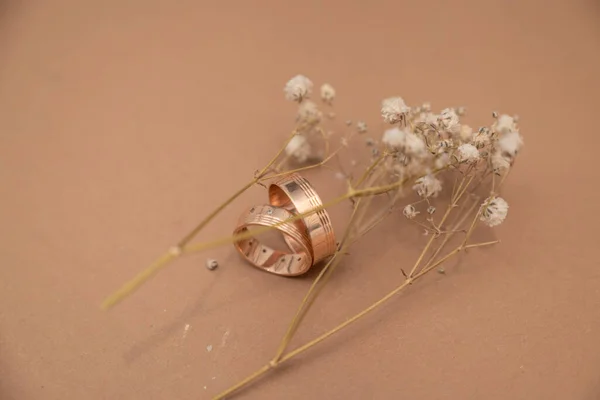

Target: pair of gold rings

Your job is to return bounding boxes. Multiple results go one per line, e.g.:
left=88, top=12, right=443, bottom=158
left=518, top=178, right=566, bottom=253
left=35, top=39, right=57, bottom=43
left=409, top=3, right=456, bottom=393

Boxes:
left=232, top=173, right=336, bottom=276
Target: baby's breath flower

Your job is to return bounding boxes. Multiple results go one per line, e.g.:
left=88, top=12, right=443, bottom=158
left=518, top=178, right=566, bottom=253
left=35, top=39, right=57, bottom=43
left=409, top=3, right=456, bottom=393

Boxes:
left=404, top=132, right=427, bottom=157
left=491, top=150, right=511, bottom=173
left=457, top=143, right=480, bottom=163
left=381, top=97, right=410, bottom=124
left=405, top=157, right=431, bottom=177
left=284, top=75, right=313, bottom=102
left=403, top=204, right=419, bottom=219
left=356, top=121, right=368, bottom=134
left=480, top=196, right=509, bottom=227
left=497, top=130, right=524, bottom=158
left=436, top=139, right=453, bottom=154
left=493, top=114, right=517, bottom=135
left=382, top=127, right=404, bottom=148
left=417, top=112, right=438, bottom=127
left=460, top=125, right=474, bottom=142
left=285, top=134, right=312, bottom=163
left=427, top=206, right=436, bottom=214
left=320, top=83, right=335, bottom=103
left=473, top=131, right=491, bottom=148
left=297, top=100, right=322, bottom=125
left=434, top=153, right=450, bottom=170
left=439, top=108, right=460, bottom=134
left=421, top=102, right=431, bottom=112
left=382, top=127, right=426, bottom=157
left=413, top=174, right=442, bottom=198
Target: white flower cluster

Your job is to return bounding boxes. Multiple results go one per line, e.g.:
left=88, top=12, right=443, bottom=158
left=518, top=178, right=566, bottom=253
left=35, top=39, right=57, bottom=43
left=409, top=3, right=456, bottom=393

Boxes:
left=479, top=196, right=509, bottom=227
left=282, top=75, right=330, bottom=165
left=381, top=97, right=410, bottom=124
left=284, top=75, right=313, bottom=103
left=412, top=174, right=442, bottom=198
left=285, top=134, right=312, bottom=164
left=280, top=76, right=522, bottom=230
left=320, top=83, right=336, bottom=104
left=377, top=97, right=523, bottom=228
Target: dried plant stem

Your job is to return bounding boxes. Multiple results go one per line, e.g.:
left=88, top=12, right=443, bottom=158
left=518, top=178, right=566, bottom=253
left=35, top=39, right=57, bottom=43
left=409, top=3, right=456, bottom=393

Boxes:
left=407, top=174, right=473, bottom=278
left=463, top=240, right=500, bottom=249
left=179, top=170, right=429, bottom=258
left=354, top=153, right=387, bottom=188
left=461, top=195, right=488, bottom=247
left=102, top=130, right=300, bottom=310
left=178, top=181, right=256, bottom=248
left=406, top=205, right=451, bottom=277
left=213, top=237, right=499, bottom=400
left=272, top=251, right=344, bottom=361
left=273, top=166, right=388, bottom=361
left=212, top=364, right=272, bottom=400
left=423, top=196, right=479, bottom=271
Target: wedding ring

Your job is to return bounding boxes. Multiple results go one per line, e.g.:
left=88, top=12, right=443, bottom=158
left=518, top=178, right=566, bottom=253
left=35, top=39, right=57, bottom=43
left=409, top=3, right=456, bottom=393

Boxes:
left=233, top=204, right=313, bottom=276
left=268, top=173, right=336, bottom=263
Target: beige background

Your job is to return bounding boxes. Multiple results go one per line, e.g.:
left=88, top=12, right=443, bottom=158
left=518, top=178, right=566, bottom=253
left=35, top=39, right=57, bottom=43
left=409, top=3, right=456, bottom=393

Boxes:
left=1, top=1, right=600, bottom=399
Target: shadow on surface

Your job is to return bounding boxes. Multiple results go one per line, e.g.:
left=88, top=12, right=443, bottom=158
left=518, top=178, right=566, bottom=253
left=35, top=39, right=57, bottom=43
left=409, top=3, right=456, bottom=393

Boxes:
left=122, top=250, right=241, bottom=363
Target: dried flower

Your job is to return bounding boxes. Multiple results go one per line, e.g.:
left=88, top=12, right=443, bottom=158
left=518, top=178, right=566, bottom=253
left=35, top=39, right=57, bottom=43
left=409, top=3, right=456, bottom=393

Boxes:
left=382, top=127, right=426, bottom=157
left=460, top=125, right=474, bottom=142
left=457, top=143, right=480, bottom=163
left=284, top=75, right=313, bottom=102
left=438, top=108, right=460, bottom=134
left=427, top=206, right=436, bottom=214
left=436, top=139, right=453, bottom=154
left=491, top=150, right=511, bottom=173
left=493, top=114, right=517, bottom=135
left=472, top=131, right=491, bottom=148
left=382, top=127, right=404, bottom=148
left=497, top=130, right=524, bottom=159
left=434, top=153, right=450, bottom=169
left=285, top=134, right=312, bottom=163
left=320, top=83, right=336, bottom=103
left=297, top=100, right=322, bottom=125
left=381, top=97, right=410, bottom=124
left=413, top=174, right=442, bottom=198
left=416, top=112, right=438, bottom=128
left=480, top=196, right=509, bottom=227
left=403, top=204, right=419, bottom=219
left=404, top=132, right=427, bottom=157
left=357, top=121, right=368, bottom=134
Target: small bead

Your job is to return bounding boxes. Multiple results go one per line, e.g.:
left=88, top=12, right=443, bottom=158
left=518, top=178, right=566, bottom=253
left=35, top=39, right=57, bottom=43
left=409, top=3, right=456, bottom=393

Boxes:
left=205, top=258, right=218, bottom=271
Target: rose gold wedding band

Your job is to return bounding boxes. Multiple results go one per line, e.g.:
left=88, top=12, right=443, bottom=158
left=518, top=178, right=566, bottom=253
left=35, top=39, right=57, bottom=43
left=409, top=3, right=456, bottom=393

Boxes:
left=268, top=173, right=336, bottom=263
left=233, top=204, right=314, bottom=276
